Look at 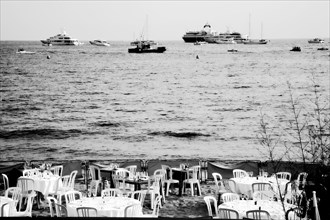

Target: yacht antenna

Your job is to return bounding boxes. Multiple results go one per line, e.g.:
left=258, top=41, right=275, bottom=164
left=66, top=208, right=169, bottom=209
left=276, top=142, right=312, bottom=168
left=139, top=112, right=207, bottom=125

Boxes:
left=248, top=13, right=251, bottom=39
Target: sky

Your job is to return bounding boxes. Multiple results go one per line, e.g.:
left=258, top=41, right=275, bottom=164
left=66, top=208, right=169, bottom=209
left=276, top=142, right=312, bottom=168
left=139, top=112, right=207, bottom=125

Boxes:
left=1, top=0, right=329, bottom=41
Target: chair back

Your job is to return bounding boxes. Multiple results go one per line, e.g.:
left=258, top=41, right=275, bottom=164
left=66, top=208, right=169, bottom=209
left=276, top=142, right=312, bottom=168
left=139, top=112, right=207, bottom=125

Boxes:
left=125, top=165, right=137, bottom=177
left=221, top=192, right=240, bottom=203
left=1, top=200, right=15, bottom=217
left=2, top=174, right=9, bottom=190
left=50, top=165, right=63, bottom=177
left=88, top=180, right=101, bottom=197
left=89, top=165, right=101, bottom=180
left=221, top=179, right=237, bottom=193
left=23, top=169, right=39, bottom=177
left=115, top=168, right=130, bottom=178
left=218, top=208, right=239, bottom=219
left=101, top=188, right=122, bottom=197
left=17, top=177, right=35, bottom=196
left=77, top=207, right=98, bottom=217
left=212, top=173, right=222, bottom=192
left=47, top=176, right=60, bottom=195
left=54, top=203, right=68, bottom=217
left=252, top=182, right=273, bottom=193
left=124, top=203, right=141, bottom=217
left=64, top=190, right=82, bottom=204
left=233, top=169, right=248, bottom=178
left=186, top=166, right=200, bottom=181
left=46, top=196, right=58, bottom=217
left=203, top=196, right=218, bottom=217
left=151, top=195, right=162, bottom=217
left=246, top=209, right=271, bottom=220
left=112, top=174, right=126, bottom=191
left=285, top=207, right=306, bottom=220
left=276, top=172, right=291, bottom=181
left=5, top=187, right=21, bottom=206
left=68, top=170, right=77, bottom=189
left=130, top=190, right=147, bottom=206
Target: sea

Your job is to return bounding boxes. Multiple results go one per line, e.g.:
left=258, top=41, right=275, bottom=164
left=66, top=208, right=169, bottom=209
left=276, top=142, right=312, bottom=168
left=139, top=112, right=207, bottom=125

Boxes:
left=0, top=39, right=329, bottom=162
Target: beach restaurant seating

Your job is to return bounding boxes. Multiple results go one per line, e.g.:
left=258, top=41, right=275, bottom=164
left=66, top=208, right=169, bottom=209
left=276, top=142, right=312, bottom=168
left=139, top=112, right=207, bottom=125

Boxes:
left=145, top=175, right=162, bottom=209
left=218, top=207, right=239, bottom=219
left=252, top=182, right=273, bottom=193
left=276, top=172, right=291, bottom=181
left=1, top=174, right=9, bottom=192
left=212, top=172, right=222, bottom=203
left=220, top=192, right=240, bottom=203
left=46, top=196, right=68, bottom=217
left=50, top=165, right=63, bottom=177
left=76, top=206, right=98, bottom=217
left=64, top=190, right=82, bottom=205
left=130, top=190, right=147, bottom=206
left=162, top=165, right=179, bottom=197
left=233, top=169, right=249, bottom=178
left=203, top=195, right=219, bottom=218
left=246, top=209, right=271, bottom=220
left=143, top=195, right=162, bottom=217
left=182, top=165, right=202, bottom=196
left=101, top=188, right=123, bottom=197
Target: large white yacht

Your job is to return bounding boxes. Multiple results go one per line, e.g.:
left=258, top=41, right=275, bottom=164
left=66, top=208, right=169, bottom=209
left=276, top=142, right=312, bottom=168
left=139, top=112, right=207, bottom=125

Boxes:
left=41, top=31, right=81, bottom=46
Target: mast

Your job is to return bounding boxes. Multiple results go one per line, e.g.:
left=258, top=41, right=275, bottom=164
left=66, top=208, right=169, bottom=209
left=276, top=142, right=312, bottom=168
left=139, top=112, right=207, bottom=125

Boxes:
left=248, top=13, right=251, bottom=39
left=261, top=22, right=263, bottom=39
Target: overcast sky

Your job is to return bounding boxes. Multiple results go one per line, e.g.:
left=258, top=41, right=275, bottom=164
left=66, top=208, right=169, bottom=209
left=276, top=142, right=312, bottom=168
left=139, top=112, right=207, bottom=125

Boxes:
left=1, top=0, right=329, bottom=41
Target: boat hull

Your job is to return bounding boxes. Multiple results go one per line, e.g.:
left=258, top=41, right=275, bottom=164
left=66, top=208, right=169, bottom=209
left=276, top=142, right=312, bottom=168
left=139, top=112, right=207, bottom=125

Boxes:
left=128, top=46, right=166, bottom=53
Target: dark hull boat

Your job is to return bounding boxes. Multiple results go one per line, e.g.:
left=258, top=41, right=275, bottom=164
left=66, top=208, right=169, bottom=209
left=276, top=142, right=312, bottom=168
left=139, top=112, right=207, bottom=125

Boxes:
left=128, top=40, right=166, bottom=53
left=128, top=46, right=166, bottom=53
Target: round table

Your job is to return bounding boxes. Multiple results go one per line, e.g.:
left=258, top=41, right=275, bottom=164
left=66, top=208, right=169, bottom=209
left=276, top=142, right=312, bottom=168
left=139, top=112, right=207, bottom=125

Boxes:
left=66, top=196, right=143, bottom=217
left=219, top=200, right=296, bottom=220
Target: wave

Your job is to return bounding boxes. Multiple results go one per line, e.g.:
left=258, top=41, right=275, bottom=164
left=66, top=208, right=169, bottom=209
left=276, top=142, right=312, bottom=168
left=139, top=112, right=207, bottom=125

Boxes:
left=92, top=121, right=121, bottom=127
left=0, top=128, right=83, bottom=139
left=148, top=131, right=211, bottom=138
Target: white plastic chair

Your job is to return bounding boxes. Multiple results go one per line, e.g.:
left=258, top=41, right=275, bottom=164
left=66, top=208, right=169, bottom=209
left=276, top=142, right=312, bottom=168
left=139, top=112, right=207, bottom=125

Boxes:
left=220, top=192, right=240, bottom=203
left=153, top=169, right=166, bottom=202
left=296, top=172, right=308, bottom=190
left=88, top=179, right=101, bottom=197
left=124, top=203, right=142, bottom=217
left=16, top=177, right=36, bottom=211
left=22, top=169, right=39, bottom=177
left=162, top=166, right=179, bottom=197
left=218, top=208, right=239, bottom=219
left=101, top=188, right=123, bottom=197
left=2, top=174, right=9, bottom=191
left=212, top=172, right=222, bottom=202
left=11, top=194, right=34, bottom=217
left=143, top=195, right=162, bottom=217
left=130, top=190, right=147, bottom=206
left=182, top=166, right=201, bottom=196
left=125, top=165, right=137, bottom=178
left=252, top=182, right=273, bottom=193
left=145, top=175, right=162, bottom=209
left=50, top=165, right=63, bottom=177
left=77, top=207, right=98, bottom=217
left=64, top=190, right=82, bottom=204
left=246, top=209, right=271, bottom=220
left=47, top=197, right=68, bottom=217
left=276, top=172, right=291, bottom=181
left=5, top=187, right=21, bottom=207
left=203, top=196, right=218, bottom=218
left=232, top=169, right=249, bottom=178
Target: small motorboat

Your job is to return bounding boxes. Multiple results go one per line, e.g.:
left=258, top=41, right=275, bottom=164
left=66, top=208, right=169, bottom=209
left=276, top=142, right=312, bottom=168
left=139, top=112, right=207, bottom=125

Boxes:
left=89, top=40, right=110, bottom=46
left=228, top=49, right=238, bottom=52
left=317, top=47, right=328, bottom=51
left=16, top=48, right=36, bottom=54
left=290, top=46, right=301, bottom=52
left=308, top=38, right=325, bottom=43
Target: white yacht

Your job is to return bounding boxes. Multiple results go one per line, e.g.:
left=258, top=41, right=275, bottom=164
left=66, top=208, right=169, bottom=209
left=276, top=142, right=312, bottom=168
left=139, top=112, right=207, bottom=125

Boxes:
left=89, top=40, right=110, bottom=46
left=41, top=31, right=81, bottom=46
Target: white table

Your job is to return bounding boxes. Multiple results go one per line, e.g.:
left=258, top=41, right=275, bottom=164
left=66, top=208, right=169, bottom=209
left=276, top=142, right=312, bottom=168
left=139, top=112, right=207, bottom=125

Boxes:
left=232, top=176, right=288, bottom=198
left=25, top=175, right=61, bottom=195
left=0, top=196, right=15, bottom=217
left=219, top=200, right=296, bottom=220
left=66, top=196, right=143, bottom=217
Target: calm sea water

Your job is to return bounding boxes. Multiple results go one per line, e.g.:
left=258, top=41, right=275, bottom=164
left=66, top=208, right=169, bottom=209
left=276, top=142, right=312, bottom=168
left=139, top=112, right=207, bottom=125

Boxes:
left=0, top=40, right=329, bottom=161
